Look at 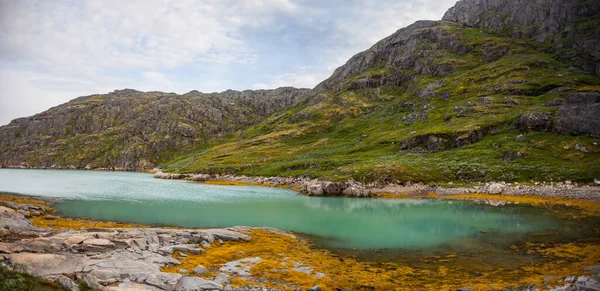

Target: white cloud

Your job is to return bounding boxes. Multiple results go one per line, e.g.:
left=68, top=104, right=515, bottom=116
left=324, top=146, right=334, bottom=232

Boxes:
left=252, top=70, right=330, bottom=90
left=0, top=0, right=459, bottom=125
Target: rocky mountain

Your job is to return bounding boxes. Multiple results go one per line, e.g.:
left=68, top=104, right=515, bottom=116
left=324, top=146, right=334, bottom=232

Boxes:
left=163, top=0, right=600, bottom=183
left=1, top=0, right=599, bottom=182
left=0, top=88, right=309, bottom=170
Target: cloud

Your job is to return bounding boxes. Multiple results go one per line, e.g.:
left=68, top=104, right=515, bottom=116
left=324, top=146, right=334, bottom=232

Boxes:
left=252, top=69, right=330, bottom=90
left=0, top=0, right=458, bottom=125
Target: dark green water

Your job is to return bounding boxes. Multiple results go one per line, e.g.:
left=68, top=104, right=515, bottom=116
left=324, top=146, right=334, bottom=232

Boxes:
left=0, top=169, right=560, bottom=250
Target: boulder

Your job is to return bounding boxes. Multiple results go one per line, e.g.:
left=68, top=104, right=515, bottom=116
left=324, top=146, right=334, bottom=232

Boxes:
left=519, top=112, right=551, bottom=132
left=207, top=229, right=251, bottom=242
left=172, top=244, right=204, bottom=254
left=306, top=182, right=324, bottom=196
left=486, top=183, right=504, bottom=194
left=193, top=265, right=209, bottom=274
left=81, top=238, right=116, bottom=251
left=214, top=273, right=231, bottom=285
left=53, top=275, right=79, bottom=291
left=0, top=206, right=33, bottom=231
left=174, top=276, right=223, bottom=291
left=6, top=253, right=88, bottom=276
left=554, top=92, right=600, bottom=137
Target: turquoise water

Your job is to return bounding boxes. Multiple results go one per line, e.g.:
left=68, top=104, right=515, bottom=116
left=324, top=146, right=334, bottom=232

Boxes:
left=0, top=169, right=559, bottom=250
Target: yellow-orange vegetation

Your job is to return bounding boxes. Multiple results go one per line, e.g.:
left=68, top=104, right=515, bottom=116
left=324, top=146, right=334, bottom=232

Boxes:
left=0, top=194, right=49, bottom=207
left=31, top=215, right=145, bottom=230
left=162, top=229, right=600, bottom=291
left=2, top=193, right=599, bottom=290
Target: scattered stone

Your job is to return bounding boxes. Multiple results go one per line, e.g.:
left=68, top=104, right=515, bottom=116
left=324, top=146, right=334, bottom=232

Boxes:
left=54, top=275, right=79, bottom=291
left=501, top=151, right=524, bottom=161
left=201, top=241, right=211, bottom=248
left=308, top=286, right=322, bottom=291
left=504, top=97, right=518, bottom=105
left=214, top=273, right=231, bottom=285
left=486, top=182, right=504, bottom=194
left=479, top=96, right=491, bottom=106
left=193, top=265, right=209, bottom=275
left=174, top=276, right=222, bottom=291
left=543, top=99, right=563, bottom=107
left=178, top=268, right=189, bottom=274
left=574, top=144, right=589, bottom=152
left=219, top=257, right=262, bottom=276
left=584, top=265, right=600, bottom=274
left=45, top=215, right=58, bottom=220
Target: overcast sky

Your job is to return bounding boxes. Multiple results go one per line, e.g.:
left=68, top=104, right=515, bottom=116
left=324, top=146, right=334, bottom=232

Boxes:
left=0, top=0, right=457, bottom=125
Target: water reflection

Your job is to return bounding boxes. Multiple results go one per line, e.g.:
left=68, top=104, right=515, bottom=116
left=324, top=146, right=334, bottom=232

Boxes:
left=0, top=169, right=559, bottom=250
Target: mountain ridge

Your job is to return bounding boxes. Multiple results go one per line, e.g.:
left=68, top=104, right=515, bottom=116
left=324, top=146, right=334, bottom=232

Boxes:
left=0, top=87, right=309, bottom=170
left=1, top=0, right=599, bottom=183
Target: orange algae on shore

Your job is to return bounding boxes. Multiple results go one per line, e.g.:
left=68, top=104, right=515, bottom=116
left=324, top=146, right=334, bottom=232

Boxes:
left=31, top=215, right=146, bottom=229
left=3, top=193, right=600, bottom=290
left=162, top=229, right=600, bottom=291
left=0, top=194, right=146, bottom=230
left=0, top=194, right=49, bottom=207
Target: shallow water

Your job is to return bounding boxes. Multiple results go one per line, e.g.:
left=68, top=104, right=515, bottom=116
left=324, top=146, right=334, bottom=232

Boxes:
left=0, top=169, right=561, bottom=250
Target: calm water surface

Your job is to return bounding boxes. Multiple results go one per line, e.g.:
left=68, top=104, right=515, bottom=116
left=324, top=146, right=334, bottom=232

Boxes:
left=0, top=169, right=560, bottom=250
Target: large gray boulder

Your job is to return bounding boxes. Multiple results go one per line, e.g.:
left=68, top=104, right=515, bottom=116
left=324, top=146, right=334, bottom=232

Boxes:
left=554, top=92, right=600, bottom=137
left=174, top=276, right=222, bottom=291
left=6, top=253, right=89, bottom=277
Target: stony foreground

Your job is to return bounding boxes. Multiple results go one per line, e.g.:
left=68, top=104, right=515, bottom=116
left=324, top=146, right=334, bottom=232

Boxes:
left=1, top=197, right=600, bottom=291
left=0, top=200, right=306, bottom=291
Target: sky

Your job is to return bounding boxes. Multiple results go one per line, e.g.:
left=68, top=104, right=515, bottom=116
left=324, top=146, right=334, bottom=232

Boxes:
left=0, top=0, right=458, bottom=125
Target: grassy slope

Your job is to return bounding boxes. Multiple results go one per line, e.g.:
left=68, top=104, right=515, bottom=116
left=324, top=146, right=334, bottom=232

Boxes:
left=162, top=25, right=600, bottom=183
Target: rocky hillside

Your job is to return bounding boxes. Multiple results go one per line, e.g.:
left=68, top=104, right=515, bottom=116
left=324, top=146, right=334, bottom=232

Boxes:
left=2, top=0, right=600, bottom=182
left=163, top=0, right=600, bottom=183
left=0, top=88, right=308, bottom=170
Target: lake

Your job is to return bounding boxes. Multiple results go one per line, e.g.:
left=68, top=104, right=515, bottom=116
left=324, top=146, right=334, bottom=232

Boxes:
left=0, top=169, right=561, bottom=251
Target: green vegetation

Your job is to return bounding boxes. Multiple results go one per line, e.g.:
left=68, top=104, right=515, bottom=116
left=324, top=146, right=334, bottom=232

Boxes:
left=0, top=263, right=65, bottom=291
left=162, top=24, right=600, bottom=183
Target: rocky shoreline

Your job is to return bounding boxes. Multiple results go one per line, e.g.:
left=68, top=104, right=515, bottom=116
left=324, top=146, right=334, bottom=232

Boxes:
left=0, top=199, right=297, bottom=291
left=1, top=195, right=600, bottom=291
left=153, top=171, right=600, bottom=201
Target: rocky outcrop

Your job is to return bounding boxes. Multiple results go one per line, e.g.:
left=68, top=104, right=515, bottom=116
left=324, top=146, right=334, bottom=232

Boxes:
left=398, top=127, right=497, bottom=153
left=0, top=87, right=309, bottom=170
left=554, top=91, right=600, bottom=137
left=0, top=200, right=293, bottom=291
left=316, top=20, right=460, bottom=91
left=442, top=0, right=600, bottom=74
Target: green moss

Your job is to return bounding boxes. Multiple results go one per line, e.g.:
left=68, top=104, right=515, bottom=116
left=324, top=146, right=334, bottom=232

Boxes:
left=0, top=263, right=66, bottom=291
left=161, top=23, right=600, bottom=183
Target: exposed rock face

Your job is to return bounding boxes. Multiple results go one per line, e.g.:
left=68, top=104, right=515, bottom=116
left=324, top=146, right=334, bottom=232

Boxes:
left=0, top=87, right=308, bottom=170
left=0, top=199, right=290, bottom=291
left=442, top=0, right=600, bottom=74
left=554, top=91, right=600, bottom=137
left=316, top=20, right=461, bottom=91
